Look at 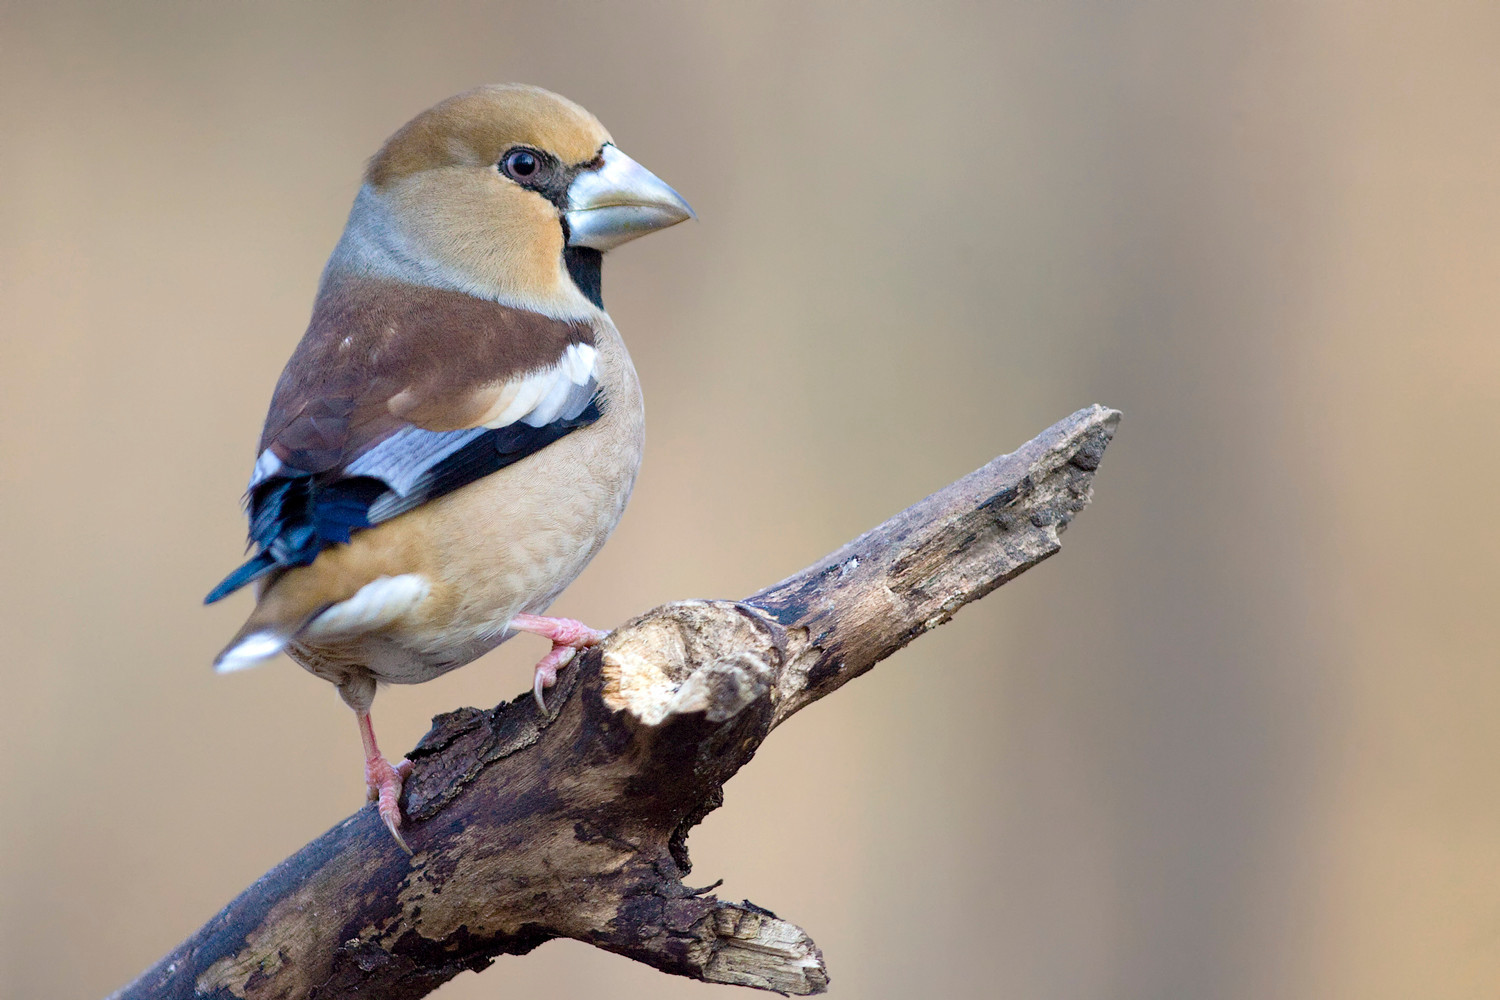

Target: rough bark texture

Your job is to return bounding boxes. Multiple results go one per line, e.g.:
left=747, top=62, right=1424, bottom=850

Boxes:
left=109, top=404, right=1121, bottom=1000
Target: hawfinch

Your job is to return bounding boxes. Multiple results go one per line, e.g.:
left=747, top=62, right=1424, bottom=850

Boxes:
left=206, top=84, right=692, bottom=849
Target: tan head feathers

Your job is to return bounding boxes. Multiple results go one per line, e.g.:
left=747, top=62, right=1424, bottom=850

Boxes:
left=367, top=84, right=612, bottom=187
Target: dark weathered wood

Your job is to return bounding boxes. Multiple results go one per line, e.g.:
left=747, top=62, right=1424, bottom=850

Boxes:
left=108, top=404, right=1121, bottom=1000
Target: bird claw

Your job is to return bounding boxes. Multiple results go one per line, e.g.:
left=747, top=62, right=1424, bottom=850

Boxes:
left=365, top=754, right=413, bottom=854
left=533, top=664, right=551, bottom=712
left=514, top=614, right=607, bottom=714
left=532, top=645, right=579, bottom=712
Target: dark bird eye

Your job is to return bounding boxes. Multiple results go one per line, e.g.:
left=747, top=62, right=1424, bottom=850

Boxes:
left=501, top=148, right=543, bottom=181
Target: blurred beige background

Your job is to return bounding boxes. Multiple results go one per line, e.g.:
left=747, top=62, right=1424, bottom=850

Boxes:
left=3, top=2, right=1498, bottom=998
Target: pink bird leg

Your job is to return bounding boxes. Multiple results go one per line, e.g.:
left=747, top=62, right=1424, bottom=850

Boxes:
left=357, top=709, right=414, bottom=853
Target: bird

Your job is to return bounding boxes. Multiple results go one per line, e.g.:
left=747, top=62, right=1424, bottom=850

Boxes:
left=205, top=84, right=693, bottom=851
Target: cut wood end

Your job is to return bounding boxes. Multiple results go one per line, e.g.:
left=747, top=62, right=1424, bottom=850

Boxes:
left=600, top=601, right=779, bottom=726
left=700, top=903, right=829, bottom=995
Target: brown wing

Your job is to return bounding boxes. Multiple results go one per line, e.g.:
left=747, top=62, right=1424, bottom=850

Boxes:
left=206, top=277, right=601, bottom=604
left=259, top=275, right=595, bottom=474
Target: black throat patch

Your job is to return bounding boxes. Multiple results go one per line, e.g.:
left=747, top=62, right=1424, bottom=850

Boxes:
left=564, top=246, right=604, bottom=309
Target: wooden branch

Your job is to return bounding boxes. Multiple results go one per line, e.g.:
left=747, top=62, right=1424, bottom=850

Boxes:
left=108, top=404, right=1121, bottom=1000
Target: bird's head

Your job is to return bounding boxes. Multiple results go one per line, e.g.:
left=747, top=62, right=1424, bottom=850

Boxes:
left=345, top=83, right=693, bottom=317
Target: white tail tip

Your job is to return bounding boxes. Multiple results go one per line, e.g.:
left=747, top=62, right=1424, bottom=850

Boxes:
left=214, top=631, right=288, bottom=674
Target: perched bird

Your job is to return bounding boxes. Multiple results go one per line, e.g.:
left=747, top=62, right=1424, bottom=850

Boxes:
left=206, top=84, right=693, bottom=850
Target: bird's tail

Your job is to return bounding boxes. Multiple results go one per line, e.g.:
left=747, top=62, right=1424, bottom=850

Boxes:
left=213, top=625, right=296, bottom=674
left=210, top=568, right=341, bottom=674
left=204, top=550, right=279, bottom=605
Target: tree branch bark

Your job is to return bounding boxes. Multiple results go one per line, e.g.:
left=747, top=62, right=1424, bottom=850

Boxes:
left=108, top=404, right=1121, bottom=1000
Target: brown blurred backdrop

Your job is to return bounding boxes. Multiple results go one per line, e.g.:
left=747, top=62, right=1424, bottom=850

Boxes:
left=3, top=2, right=1498, bottom=998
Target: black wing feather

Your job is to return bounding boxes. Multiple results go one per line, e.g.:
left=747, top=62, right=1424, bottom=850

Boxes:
left=204, top=395, right=602, bottom=604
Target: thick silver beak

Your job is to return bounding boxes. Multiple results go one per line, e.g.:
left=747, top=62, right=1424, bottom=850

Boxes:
left=565, top=144, right=695, bottom=251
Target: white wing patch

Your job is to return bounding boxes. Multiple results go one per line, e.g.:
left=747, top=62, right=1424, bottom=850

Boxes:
left=484, top=342, right=598, bottom=429
left=303, top=574, right=431, bottom=639
left=247, top=447, right=286, bottom=492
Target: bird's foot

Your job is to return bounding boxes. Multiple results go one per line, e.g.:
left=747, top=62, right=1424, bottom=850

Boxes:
left=364, top=754, right=414, bottom=853
left=510, top=614, right=608, bottom=712
left=531, top=642, right=581, bottom=712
